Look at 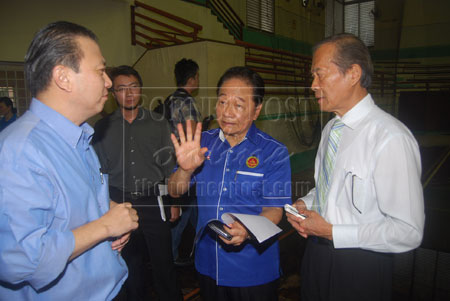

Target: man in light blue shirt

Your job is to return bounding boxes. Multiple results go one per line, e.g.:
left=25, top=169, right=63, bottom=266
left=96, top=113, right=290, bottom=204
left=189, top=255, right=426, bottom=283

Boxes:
left=0, top=21, right=139, bottom=300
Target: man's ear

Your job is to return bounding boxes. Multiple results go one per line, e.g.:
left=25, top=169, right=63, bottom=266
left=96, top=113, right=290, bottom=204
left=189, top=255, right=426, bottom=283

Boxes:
left=53, top=65, right=72, bottom=92
left=253, top=103, right=263, bottom=120
left=347, top=64, right=362, bottom=87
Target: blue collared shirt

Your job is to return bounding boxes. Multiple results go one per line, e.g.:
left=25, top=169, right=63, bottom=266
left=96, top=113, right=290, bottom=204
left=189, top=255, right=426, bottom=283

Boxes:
left=0, top=113, right=17, bottom=132
left=0, top=98, right=127, bottom=300
left=194, top=124, right=291, bottom=286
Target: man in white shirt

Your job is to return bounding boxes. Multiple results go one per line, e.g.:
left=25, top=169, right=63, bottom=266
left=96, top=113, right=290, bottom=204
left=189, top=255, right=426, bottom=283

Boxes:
left=287, top=33, right=425, bottom=301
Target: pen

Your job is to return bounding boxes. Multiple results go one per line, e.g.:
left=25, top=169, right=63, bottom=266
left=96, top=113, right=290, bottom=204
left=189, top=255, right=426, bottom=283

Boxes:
left=100, top=168, right=104, bottom=184
left=205, top=150, right=211, bottom=160
left=351, top=174, right=361, bottom=214
left=347, top=172, right=361, bottom=214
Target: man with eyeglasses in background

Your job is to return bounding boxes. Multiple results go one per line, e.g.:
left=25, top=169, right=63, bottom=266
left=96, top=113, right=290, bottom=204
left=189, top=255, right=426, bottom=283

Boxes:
left=93, top=65, right=182, bottom=301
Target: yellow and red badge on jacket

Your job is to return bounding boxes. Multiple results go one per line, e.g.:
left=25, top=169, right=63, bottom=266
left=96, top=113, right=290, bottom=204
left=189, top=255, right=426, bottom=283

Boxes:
left=246, top=156, right=259, bottom=168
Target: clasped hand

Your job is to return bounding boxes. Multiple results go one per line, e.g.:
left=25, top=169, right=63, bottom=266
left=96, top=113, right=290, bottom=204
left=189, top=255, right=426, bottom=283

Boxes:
left=219, top=221, right=250, bottom=247
left=108, top=201, right=139, bottom=252
left=286, top=199, right=333, bottom=241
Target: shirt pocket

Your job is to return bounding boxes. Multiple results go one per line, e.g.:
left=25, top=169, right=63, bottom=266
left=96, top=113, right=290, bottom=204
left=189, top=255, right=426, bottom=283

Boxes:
left=338, top=166, right=368, bottom=214
left=234, top=170, right=264, bottom=198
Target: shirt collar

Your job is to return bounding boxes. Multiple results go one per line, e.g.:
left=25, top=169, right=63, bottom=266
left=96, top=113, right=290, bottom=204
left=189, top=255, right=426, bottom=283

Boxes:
left=30, top=98, right=94, bottom=148
left=340, top=94, right=375, bottom=130
left=176, top=88, right=191, bottom=96
left=218, top=123, right=259, bottom=146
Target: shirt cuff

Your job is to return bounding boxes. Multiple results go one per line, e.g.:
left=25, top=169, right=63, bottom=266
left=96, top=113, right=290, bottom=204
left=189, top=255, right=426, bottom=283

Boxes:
left=332, top=224, right=359, bottom=249
left=301, top=192, right=314, bottom=210
left=262, top=196, right=291, bottom=207
left=30, top=230, right=75, bottom=289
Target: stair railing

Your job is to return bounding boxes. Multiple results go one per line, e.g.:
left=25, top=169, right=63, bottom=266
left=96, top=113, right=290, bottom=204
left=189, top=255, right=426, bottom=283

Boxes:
left=205, top=0, right=243, bottom=40
left=236, top=40, right=313, bottom=96
left=131, top=0, right=203, bottom=49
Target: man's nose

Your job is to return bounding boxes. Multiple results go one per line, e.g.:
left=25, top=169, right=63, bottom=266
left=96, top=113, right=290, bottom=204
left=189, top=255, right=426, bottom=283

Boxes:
left=104, top=73, right=112, bottom=89
left=223, top=102, right=235, bottom=116
left=311, top=77, right=319, bottom=91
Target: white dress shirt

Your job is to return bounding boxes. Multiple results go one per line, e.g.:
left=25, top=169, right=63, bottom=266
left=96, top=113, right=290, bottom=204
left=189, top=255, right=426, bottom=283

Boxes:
left=302, top=94, right=425, bottom=253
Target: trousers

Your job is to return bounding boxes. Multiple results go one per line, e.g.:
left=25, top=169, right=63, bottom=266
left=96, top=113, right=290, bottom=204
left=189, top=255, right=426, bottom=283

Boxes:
left=198, top=273, right=279, bottom=301
left=112, top=190, right=182, bottom=301
left=300, top=237, right=393, bottom=301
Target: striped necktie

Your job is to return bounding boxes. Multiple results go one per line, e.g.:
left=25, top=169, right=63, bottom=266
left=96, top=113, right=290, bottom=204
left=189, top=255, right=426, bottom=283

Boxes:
left=315, top=118, right=345, bottom=214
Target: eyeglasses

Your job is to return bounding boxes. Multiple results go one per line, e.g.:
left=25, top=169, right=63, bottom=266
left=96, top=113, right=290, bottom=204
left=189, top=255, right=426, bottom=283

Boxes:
left=113, top=85, right=141, bottom=93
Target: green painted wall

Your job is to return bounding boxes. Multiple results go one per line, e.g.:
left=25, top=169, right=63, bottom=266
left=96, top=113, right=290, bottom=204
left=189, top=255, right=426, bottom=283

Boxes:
left=373, top=0, right=450, bottom=62
left=372, top=45, right=450, bottom=61
left=290, top=148, right=317, bottom=173
left=231, top=0, right=450, bottom=63
left=243, top=28, right=312, bottom=55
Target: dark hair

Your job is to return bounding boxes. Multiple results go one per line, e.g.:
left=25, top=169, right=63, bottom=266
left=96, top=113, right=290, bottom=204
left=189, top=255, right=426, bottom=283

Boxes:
left=24, top=21, right=98, bottom=97
left=175, top=58, right=199, bottom=87
left=216, top=66, right=265, bottom=105
left=0, top=97, right=16, bottom=114
left=313, top=33, right=373, bottom=88
left=109, top=65, right=143, bottom=88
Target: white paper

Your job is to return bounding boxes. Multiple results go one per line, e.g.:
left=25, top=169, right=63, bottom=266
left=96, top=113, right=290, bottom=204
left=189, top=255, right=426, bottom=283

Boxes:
left=157, top=196, right=166, bottom=221
left=158, top=184, right=168, bottom=196
left=221, top=213, right=282, bottom=243
left=157, top=184, right=168, bottom=221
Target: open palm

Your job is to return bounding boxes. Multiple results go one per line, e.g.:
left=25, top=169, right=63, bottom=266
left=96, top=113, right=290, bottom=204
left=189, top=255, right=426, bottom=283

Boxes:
left=171, top=120, right=208, bottom=172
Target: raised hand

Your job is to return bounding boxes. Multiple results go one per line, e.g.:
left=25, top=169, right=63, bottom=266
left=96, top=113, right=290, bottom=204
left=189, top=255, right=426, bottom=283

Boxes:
left=171, top=120, right=208, bottom=172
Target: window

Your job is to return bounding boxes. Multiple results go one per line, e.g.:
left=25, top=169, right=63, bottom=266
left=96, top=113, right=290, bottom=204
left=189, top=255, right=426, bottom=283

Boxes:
left=0, top=62, right=31, bottom=116
left=247, top=0, right=274, bottom=33
left=0, top=86, right=14, bottom=99
left=325, top=0, right=375, bottom=47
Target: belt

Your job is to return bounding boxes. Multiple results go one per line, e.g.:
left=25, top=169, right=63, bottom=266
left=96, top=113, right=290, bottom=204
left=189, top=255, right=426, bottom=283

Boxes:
left=109, top=186, right=160, bottom=202
left=310, top=236, right=333, bottom=247
left=125, top=191, right=155, bottom=200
